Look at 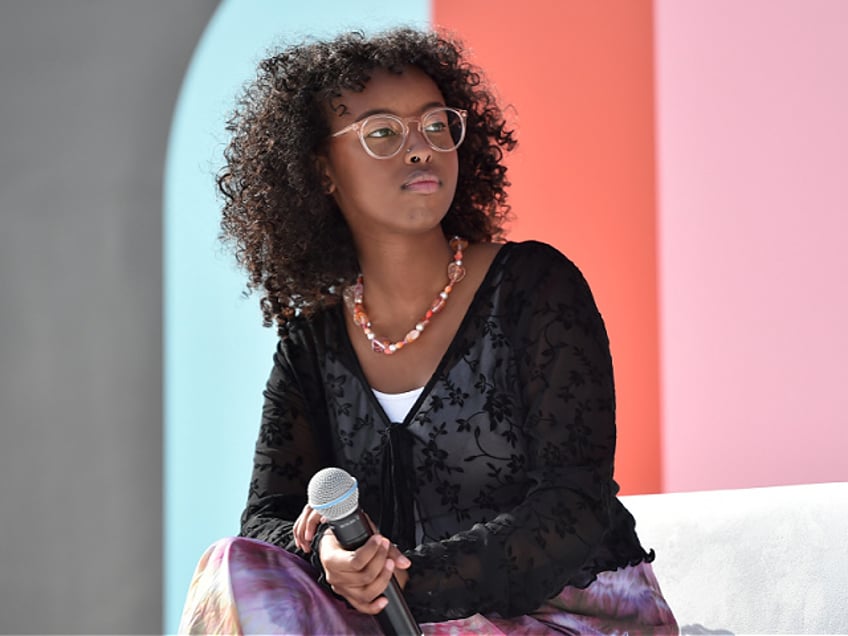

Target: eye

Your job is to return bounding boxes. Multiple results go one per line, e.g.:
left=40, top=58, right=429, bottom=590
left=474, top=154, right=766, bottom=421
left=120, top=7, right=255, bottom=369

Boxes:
left=362, top=116, right=403, bottom=140
left=423, top=121, right=448, bottom=134
left=366, top=126, right=399, bottom=139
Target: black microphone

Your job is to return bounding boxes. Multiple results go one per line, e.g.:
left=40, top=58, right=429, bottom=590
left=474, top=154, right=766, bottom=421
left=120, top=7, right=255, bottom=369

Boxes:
left=308, top=467, right=422, bottom=636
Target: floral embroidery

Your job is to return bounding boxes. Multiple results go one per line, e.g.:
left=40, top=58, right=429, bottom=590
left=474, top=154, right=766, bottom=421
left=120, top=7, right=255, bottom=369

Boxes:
left=240, top=241, right=654, bottom=622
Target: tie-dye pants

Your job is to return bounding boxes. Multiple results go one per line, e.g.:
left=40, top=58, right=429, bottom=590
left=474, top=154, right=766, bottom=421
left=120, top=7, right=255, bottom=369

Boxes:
left=179, top=537, right=678, bottom=635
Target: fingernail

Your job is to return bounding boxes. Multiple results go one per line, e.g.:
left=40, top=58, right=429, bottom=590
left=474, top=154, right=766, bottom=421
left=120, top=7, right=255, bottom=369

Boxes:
left=398, top=555, right=411, bottom=567
left=386, top=559, right=395, bottom=572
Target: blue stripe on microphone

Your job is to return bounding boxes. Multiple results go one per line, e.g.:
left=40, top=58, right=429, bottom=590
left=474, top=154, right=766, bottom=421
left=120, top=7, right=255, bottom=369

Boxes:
left=311, top=479, right=359, bottom=511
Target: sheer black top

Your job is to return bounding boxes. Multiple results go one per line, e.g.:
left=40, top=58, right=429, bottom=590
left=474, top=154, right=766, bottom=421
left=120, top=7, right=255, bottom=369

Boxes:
left=239, top=240, right=654, bottom=622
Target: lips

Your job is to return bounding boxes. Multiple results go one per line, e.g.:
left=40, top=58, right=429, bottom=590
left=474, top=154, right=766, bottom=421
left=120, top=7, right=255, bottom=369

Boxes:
left=402, top=170, right=441, bottom=192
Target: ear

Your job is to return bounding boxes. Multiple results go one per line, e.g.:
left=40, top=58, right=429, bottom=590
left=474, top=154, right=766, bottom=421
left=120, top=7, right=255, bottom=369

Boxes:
left=315, top=156, right=337, bottom=195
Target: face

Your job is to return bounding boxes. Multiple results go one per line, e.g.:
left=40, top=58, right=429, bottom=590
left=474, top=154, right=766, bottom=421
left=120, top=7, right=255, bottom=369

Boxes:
left=319, top=66, right=459, bottom=241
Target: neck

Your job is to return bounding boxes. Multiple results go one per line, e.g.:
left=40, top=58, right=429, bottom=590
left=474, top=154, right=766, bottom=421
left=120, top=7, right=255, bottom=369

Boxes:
left=353, top=230, right=452, bottom=308
left=347, top=232, right=467, bottom=353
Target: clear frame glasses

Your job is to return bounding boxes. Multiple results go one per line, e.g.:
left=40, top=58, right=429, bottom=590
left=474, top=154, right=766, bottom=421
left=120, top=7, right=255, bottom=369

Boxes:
left=330, top=106, right=467, bottom=159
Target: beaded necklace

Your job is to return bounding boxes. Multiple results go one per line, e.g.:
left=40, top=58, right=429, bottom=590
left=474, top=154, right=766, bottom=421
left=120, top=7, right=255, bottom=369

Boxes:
left=344, top=236, right=468, bottom=355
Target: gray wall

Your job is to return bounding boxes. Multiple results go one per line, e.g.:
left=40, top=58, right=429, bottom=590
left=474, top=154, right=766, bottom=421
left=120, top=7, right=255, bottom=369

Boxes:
left=0, top=2, right=218, bottom=632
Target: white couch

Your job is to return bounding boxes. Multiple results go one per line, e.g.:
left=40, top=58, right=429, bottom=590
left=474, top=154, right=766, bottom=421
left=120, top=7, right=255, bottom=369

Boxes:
left=621, top=482, right=848, bottom=635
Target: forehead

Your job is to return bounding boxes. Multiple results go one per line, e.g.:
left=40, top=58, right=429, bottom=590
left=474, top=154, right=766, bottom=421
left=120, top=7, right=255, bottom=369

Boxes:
left=329, top=66, right=445, bottom=121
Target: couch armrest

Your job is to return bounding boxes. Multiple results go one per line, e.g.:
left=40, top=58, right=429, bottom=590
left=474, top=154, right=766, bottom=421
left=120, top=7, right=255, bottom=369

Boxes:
left=621, top=482, right=848, bottom=634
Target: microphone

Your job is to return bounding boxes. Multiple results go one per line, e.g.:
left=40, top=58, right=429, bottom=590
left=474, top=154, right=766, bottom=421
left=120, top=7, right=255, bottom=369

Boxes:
left=308, top=467, right=422, bottom=636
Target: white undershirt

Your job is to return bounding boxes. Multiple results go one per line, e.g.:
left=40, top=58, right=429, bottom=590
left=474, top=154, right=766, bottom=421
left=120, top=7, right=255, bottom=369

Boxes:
left=371, top=386, right=424, bottom=423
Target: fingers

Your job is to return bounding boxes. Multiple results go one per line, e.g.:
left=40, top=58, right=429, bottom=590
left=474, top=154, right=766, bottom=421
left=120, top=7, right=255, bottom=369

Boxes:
left=321, top=532, right=388, bottom=578
left=387, top=542, right=411, bottom=570
left=320, top=532, right=399, bottom=615
left=292, top=505, right=325, bottom=553
left=386, top=542, right=411, bottom=590
left=343, top=557, right=397, bottom=614
left=361, top=513, right=409, bottom=570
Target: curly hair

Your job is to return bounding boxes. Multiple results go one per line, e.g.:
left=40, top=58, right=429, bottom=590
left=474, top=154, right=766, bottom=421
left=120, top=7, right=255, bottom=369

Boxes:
left=217, top=28, right=517, bottom=335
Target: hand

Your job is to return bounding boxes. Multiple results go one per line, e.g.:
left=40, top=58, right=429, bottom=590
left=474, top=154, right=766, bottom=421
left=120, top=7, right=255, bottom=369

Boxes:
left=292, top=504, right=325, bottom=553
left=319, top=530, right=412, bottom=615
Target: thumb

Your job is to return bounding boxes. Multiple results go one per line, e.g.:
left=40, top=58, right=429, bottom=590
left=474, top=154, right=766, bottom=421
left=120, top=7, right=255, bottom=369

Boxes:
left=389, top=543, right=411, bottom=569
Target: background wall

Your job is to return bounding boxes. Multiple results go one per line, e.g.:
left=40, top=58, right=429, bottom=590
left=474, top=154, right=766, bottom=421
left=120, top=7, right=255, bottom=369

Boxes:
left=0, top=2, right=218, bottom=633
left=162, top=0, right=430, bottom=630
left=433, top=0, right=663, bottom=503
left=1, top=1, right=845, bottom=633
left=655, top=0, right=848, bottom=491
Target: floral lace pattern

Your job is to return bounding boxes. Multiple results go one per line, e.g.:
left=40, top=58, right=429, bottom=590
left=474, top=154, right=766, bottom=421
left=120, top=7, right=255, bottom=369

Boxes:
left=241, top=241, right=655, bottom=623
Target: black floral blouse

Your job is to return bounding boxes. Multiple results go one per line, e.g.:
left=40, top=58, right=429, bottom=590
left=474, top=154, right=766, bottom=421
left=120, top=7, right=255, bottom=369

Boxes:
left=240, top=240, right=654, bottom=623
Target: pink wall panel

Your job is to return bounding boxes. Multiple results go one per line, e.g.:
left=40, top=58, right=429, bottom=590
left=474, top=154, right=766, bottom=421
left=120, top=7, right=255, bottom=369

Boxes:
left=655, top=0, right=848, bottom=491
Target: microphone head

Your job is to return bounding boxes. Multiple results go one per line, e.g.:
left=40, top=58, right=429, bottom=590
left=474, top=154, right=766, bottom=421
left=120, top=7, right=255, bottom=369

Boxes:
left=307, top=467, right=360, bottom=521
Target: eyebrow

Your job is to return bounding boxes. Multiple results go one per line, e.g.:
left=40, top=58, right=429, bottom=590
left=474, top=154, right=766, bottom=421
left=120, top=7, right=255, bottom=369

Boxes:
left=352, top=101, right=446, bottom=123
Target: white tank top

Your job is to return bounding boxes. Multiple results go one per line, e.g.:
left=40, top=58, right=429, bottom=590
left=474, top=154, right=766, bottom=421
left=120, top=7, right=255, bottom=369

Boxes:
left=371, top=386, right=424, bottom=423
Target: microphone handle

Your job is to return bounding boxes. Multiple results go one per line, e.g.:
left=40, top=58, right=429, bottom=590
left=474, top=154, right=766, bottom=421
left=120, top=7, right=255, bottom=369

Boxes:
left=328, top=509, right=422, bottom=636
left=376, top=578, right=422, bottom=636
left=329, top=508, right=373, bottom=551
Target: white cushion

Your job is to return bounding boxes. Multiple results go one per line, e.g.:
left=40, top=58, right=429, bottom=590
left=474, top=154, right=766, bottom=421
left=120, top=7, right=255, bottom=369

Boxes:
left=622, top=482, right=848, bottom=634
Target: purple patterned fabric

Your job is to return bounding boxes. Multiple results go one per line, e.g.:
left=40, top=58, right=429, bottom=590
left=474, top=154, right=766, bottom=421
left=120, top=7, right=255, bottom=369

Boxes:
left=179, top=537, right=678, bottom=635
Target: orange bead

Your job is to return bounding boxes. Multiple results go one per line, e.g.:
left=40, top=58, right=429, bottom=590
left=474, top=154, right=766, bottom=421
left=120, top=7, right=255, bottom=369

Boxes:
left=449, top=236, right=467, bottom=251
left=353, top=308, right=369, bottom=327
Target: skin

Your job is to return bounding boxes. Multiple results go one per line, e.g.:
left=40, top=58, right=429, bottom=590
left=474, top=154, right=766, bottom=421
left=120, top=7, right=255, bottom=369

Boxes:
left=293, top=506, right=410, bottom=614
left=318, top=66, right=459, bottom=242
left=296, top=66, right=501, bottom=616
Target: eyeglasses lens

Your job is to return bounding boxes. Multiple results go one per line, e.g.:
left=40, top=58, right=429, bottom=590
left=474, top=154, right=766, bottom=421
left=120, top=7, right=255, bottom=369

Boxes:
left=422, top=109, right=464, bottom=149
left=361, top=117, right=406, bottom=158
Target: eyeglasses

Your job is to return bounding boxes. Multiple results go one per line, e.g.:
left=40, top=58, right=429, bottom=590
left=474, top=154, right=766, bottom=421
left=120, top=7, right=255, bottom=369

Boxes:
left=330, top=106, right=467, bottom=159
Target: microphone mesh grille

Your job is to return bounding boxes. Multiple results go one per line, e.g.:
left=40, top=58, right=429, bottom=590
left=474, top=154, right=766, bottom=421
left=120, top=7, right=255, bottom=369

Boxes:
left=307, top=467, right=359, bottom=521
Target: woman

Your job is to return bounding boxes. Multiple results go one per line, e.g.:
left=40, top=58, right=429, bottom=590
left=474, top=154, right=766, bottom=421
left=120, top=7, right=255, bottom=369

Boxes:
left=179, top=28, right=678, bottom=635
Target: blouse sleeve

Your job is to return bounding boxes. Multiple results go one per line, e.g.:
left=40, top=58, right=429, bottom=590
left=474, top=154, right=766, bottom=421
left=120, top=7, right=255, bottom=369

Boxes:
left=238, top=334, right=329, bottom=550
left=403, top=245, right=619, bottom=621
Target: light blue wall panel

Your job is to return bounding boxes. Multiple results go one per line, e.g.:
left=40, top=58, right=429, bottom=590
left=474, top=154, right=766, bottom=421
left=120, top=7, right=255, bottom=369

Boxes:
left=163, top=1, right=429, bottom=631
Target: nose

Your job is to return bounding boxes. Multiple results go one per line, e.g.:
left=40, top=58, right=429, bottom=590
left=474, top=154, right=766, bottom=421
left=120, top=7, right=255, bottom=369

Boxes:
left=404, top=124, right=432, bottom=164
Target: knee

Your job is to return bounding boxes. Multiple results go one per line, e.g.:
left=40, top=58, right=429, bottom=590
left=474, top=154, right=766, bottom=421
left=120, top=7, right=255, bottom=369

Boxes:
left=203, top=536, right=293, bottom=570
left=201, top=536, right=274, bottom=562
left=206, top=536, right=242, bottom=554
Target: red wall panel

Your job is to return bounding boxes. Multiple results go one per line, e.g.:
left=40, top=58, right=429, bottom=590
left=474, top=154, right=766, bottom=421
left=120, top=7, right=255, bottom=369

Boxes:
left=433, top=1, right=661, bottom=493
